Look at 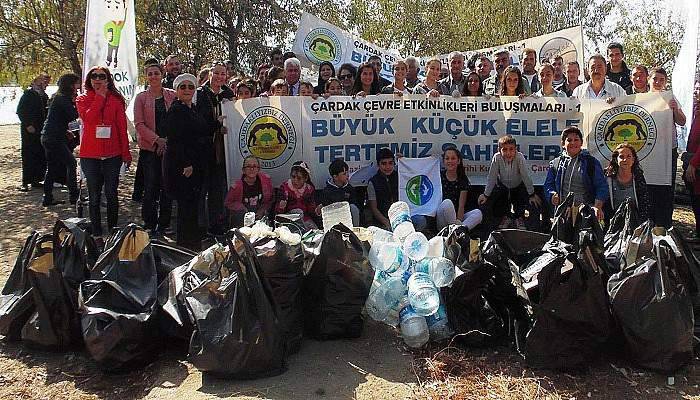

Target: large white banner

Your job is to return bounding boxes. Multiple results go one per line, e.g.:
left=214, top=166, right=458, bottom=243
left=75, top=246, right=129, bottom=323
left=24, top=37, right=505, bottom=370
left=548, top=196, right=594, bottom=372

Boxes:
left=671, top=0, right=699, bottom=149
left=82, top=0, right=138, bottom=102
left=223, top=93, right=675, bottom=190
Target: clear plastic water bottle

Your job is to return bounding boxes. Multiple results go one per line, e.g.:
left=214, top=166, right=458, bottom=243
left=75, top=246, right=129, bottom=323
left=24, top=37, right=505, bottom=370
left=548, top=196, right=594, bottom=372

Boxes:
left=427, top=236, right=445, bottom=257
left=365, top=276, right=405, bottom=322
left=321, top=201, right=353, bottom=232
left=368, top=241, right=404, bottom=273
left=426, top=303, right=453, bottom=341
left=388, top=202, right=415, bottom=241
left=407, top=272, right=440, bottom=316
left=400, top=305, right=429, bottom=348
left=427, top=257, right=456, bottom=287
left=402, top=232, right=429, bottom=261
left=367, top=226, right=397, bottom=244
left=243, top=211, right=256, bottom=227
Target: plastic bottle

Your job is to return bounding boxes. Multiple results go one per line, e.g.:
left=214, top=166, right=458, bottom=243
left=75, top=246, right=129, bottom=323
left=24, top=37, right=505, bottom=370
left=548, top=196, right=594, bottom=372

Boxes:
left=367, top=226, right=397, bottom=244
left=321, top=201, right=353, bottom=232
left=399, top=305, right=429, bottom=348
left=365, top=276, right=405, bottom=322
left=402, top=232, right=429, bottom=261
left=243, top=212, right=256, bottom=227
left=388, top=202, right=415, bottom=241
left=426, top=303, right=453, bottom=341
left=427, top=257, right=456, bottom=287
left=427, top=236, right=445, bottom=257
left=368, top=241, right=404, bottom=273
left=407, top=272, right=440, bottom=316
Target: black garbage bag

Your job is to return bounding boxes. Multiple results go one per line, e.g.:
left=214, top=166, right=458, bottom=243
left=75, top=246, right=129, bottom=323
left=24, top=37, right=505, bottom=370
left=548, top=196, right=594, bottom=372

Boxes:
left=53, top=219, right=98, bottom=311
left=521, top=232, right=614, bottom=369
left=604, top=198, right=639, bottom=272
left=550, top=193, right=576, bottom=244
left=608, top=234, right=694, bottom=372
left=151, top=240, right=197, bottom=284
left=253, top=236, right=304, bottom=355
left=302, top=225, right=373, bottom=340
left=624, top=220, right=655, bottom=267
left=0, top=233, right=39, bottom=340
left=551, top=193, right=604, bottom=250
left=78, top=224, right=158, bottom=370
left=154, top=242, right=197, bottom=342
left=21, top=232, right=82, bottom=350
left=186, top=230, right=285, bottom=378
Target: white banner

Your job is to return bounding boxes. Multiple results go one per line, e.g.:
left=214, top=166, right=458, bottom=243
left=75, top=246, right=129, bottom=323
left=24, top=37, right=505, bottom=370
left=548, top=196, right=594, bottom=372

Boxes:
left=398, top=156, right=442, bottom=217
left=82, top=0, right=138, bottom=102
left=671, top=0, right=699, bottom=149
left=223, top=93, right=675, bottom=191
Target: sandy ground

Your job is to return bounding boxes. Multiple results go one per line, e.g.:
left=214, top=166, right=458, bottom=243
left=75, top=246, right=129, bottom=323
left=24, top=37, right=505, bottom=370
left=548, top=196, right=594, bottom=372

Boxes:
left=0, top=123, right=698, bottom=399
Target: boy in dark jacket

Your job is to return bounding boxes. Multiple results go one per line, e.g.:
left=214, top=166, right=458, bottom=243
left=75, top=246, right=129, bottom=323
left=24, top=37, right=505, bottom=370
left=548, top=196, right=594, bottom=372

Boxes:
left=317, top=159, right=360, bottom=226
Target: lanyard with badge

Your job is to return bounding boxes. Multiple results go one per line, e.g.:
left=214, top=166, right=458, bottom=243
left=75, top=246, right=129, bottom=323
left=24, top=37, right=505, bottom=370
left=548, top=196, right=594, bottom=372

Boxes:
left=95, top=93, right=111, bottom=139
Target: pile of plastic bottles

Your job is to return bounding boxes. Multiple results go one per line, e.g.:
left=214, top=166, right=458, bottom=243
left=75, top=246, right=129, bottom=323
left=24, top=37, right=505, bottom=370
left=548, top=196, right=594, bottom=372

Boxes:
left=365, top=201, right=456, bottom=348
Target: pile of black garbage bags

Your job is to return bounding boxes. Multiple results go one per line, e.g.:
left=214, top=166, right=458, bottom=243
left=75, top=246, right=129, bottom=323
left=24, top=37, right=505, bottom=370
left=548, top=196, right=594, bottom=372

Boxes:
left=0, top=218, right=372, bottom=378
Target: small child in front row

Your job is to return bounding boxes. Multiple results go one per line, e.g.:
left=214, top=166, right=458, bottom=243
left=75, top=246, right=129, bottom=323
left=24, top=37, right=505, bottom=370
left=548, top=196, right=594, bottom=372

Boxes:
left=478, top=135, right=541, bottom=229
left=316, top=159, right=361, bottom=227
left=276, top=161, right=318, bottom=229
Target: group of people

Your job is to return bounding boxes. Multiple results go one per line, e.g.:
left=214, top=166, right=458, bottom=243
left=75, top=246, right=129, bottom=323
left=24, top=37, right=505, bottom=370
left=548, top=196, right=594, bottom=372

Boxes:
left=15, top=40, right=697, bottom=250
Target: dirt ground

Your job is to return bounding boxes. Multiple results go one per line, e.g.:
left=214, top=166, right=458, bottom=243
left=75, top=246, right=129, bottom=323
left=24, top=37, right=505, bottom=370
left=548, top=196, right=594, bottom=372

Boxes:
left=0, top=124, right=698, bottom=399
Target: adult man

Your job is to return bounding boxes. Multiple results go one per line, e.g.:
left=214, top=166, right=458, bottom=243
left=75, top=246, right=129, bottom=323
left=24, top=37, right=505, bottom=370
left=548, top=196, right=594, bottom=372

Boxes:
left=550, top=55, right=566, bottom=90
left=405, top=56, right=422, bottom=89
left=284, top=57, right=302, bottom=96
left=475, top=55, right=493, bottom=82
left=606, top=42, right=632, bottom=92
left=626, top=64, right=650, bottom=94
left=483, top=49, right=531, bottom=96
left=270, top=48, right=283, bottom=68
left=16, top=74, right=49, bottom=191
left=520, top=48, right=540, bottom=93
left=368, top=55, right=392, bottom=88
left=561, top=61, right=583, bottom=96
left=572, top=54, right=626, bottom=100
left=437, top=51, right=467, bottom=95
left=161, top=55, right=181, bottom=89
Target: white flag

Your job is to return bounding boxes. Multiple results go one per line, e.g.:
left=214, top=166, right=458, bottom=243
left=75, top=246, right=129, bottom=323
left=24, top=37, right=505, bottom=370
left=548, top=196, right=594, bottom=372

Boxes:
left=398, top=157, right=442, bottom=217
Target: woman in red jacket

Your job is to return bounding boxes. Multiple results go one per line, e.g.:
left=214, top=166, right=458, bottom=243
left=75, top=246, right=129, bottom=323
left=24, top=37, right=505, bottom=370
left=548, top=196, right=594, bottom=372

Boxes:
left=76, top=66, right=131, bottom=237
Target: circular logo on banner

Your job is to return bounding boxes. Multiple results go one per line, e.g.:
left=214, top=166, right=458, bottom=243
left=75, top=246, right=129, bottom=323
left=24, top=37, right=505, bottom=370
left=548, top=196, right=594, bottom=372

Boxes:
left=593, top=104, right=657, bottom=161
left=406, top=175, right=434, bottom=206
left=539, top=37, right=578, bottom=65
left=239, top=106, right=297, bottom=169
left=303, top=28, right=342, bottom=64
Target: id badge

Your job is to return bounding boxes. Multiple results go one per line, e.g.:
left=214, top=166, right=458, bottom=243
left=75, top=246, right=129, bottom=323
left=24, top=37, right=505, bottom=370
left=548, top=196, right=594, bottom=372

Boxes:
left=96, top=125, right=112, bottom=139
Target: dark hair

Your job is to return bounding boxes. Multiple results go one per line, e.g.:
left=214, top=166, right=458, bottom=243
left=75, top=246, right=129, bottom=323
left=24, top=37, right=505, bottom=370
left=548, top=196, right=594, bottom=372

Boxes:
left=283, top=51, right=297, bottom=61
left=262, top=66, right=285, bottom=93
left=338, top=63, right=357, bottom=80
left=329, top=159, right=348, bottom=176
left=143, top=57, right=162, bottom=73
left=498, top=135, right=516, bottom=148
left=498, top=65, right=526, bottom=96
left=561, top=126, right=583, bottom=144
left=84, top=66, right=125, bottom=105
left=257, top=63, right=271, bottom=75
left=589, top=54, right=607, bottom=65
left=269, top=48, right=282, bottom=58
left=607, top=42, right=624, bottom=55
left=368, top=55, right=381, bottom=62
left=466, top=52, right=482, bottom=71
left=299, top=80, right=314, bottom=91
left=351, top=63, right=381, bottom=95
left=57, top=73, right=81, bottom=97
left=324, top=77, right=341, bottom=91
left=632, top=64, right=649, bottom=75
left=606, top=143, right=642, bottom=177
left=317, top=61, right=336, bottom=92
left=377, top=147, right=395, bottom=162
left=650, top=66, right=667, bottom=77
left=236, top=79, right=254, bottom=94
left=164, top=54, right=178, bottom=64
left=442, top=145, right=466, bottom=181
left=461, top=71, right=483, bottom=96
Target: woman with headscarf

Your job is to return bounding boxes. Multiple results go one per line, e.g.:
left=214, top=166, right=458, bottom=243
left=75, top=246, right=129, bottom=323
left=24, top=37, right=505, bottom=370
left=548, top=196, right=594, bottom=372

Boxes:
left=313, top=61, right=335, bottom=95
left=76, top=66, right=131, bottom=237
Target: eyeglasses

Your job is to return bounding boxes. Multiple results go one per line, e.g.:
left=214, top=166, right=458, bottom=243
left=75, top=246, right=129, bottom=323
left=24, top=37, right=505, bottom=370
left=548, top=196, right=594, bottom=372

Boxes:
left=243, top=165, right=259, bottom=170
left=90, top=73, right=108, bottom=80
left=339, top=74, right=353, bottom=80
left=178, top=84, right=196, bottom=90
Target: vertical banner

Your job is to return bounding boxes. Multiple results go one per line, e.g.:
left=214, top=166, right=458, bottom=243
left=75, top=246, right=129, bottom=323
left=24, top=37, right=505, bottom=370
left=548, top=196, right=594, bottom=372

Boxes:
left=671, top=0, right=699, bottom=149
left=398, top=156, right=442, bottom=217
left=82, top=0, right=138, bottom=102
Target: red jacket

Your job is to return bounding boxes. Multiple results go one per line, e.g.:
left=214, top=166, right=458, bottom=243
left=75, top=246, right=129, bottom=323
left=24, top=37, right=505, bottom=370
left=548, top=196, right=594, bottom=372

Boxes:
left=76, top=90, right=131, bottom=162
left=687, top=106, right=700, bottom=194
left=224, top=172, right=274, bottom=213
left=275, top=180, right=317, bottom=221
left=133, top=88, right=176, bottom=151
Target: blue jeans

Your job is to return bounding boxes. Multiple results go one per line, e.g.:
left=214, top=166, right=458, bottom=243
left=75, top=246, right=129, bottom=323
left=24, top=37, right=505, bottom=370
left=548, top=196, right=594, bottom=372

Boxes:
left=81, top=156, right=121, bottom=236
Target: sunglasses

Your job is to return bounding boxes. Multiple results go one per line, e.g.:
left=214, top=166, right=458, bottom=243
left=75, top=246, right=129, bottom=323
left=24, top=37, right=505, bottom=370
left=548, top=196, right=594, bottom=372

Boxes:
left=178, top=84, right=196, bottom=90
left=90, top=73, right=108, bottom=80
left=339, top=74, right=353, bottom=80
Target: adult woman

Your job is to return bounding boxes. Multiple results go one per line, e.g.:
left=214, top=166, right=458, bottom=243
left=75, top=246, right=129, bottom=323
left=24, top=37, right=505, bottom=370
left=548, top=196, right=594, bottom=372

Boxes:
left=381, top=59, right=412, bottom=94
left=133, top=58, right=176, bottom=233
left=163, top=74, right=209, bottom=250
left=337, top=63, right=356, bottom=95
left=461, top=71, right=483, bottom=97
left=498, top=65, right=528, bottom=97
left=197, top=61, right=236, bottom=235
left=534, top=63, right=566, bottom=98
left=436, top=146, right=483, bottom=230
left=414, top=58, right=441, bottom=95
left=76, top=66, right=131, bottom=237
left=314, top=61, right=335, bottom=95
left=603, top=143, right=650, bottom=223
left=648, top=67, right=686, bottom=228
left=40, top=73, right=81, bottom=207
left=351, top=62, right=381, bottom=96
left=224, top=156, right=274, bottom=227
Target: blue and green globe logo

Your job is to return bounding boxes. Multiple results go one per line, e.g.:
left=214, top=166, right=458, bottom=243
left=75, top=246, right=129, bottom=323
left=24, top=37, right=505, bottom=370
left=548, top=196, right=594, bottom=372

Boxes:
left=406, top=175, right=434, bottom=206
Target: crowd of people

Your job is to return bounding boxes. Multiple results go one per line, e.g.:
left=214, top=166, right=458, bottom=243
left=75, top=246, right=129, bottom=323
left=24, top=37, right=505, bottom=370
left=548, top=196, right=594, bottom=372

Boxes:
left=15, top=41, right=700, bottom=250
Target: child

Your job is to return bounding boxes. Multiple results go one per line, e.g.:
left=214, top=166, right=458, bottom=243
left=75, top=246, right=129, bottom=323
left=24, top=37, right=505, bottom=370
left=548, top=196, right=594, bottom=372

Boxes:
left=224, top=156, right=274, bottom=227
left=317, top=159, right=360, bottom=227
left=235, top=80, right=253, bottom=100
left=276, top=161, right=318, bottom=229
left=325, top=77, right=343, bottom=97
left=479, top=135, right=540, bottom=229
left=270, top=78, right=288, bottom=96
left=543, top=126, right=608, bottom=221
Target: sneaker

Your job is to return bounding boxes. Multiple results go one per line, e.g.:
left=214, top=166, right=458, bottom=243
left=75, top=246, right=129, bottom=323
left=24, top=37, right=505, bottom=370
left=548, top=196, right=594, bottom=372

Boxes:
left=498, top=216, right=512, bottom=229
left=515, top=217, right=526, bottom=230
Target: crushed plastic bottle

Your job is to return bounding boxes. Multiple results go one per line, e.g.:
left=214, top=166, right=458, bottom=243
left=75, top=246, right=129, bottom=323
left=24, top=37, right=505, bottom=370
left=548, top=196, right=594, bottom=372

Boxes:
left=400, top=305, right=429, bottom=348
left=402, top=232, right=428, bottom=261
left=407, top=272, right=440, bottom=316
left=365, top=276, right=405, bottom=322
left=426, top=303, right=453, bottom=341
left=388, top=202, right=415, bottom=241
left=368, top=241, right=404, bottom=273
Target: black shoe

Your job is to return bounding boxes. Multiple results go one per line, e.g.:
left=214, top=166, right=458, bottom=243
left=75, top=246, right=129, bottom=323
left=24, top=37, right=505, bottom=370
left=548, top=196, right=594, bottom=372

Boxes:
left=42, top=198, right=65, bottom=207
left=18, top=185, right=29, bottom=192
left=31, top=181, right=43, bottom=189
